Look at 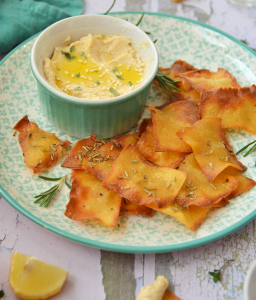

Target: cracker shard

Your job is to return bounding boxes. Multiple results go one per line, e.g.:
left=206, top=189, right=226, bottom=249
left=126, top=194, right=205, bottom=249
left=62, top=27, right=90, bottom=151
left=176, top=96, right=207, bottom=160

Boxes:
left=13, top=115, right=71, bottom=174
left=146, top=201, right=208, bottom=231
left=120, top=199, right=154, bottom=217
left=64, top=170, right=121, bottom=227
left=102, top=143, right=187, bottom=208
left=113, top=132, right=139, bottom=148
left=136, top=123, right=187, bottom=168
left=224, top=167, right=256, bottom=201
left=177, top=117, right=246, bottom=182
left=147, top=101, right=200, bottom=153
left=200, top=86, right=256, bottom=134
left=175, top=154, right=239, bottom=208
left=177, top=68, right=240, bottom=93
left=61, top=136, right=121, bottom=180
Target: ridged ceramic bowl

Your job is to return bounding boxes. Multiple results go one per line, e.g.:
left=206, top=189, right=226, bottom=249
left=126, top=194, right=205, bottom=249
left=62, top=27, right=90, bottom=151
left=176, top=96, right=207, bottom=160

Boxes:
left=30, top=14, right=158, bottom=139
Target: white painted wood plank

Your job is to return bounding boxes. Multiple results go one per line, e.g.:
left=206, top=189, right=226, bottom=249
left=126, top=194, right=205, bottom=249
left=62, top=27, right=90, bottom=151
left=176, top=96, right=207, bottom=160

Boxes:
left=0, top=198, right=105, bottom=300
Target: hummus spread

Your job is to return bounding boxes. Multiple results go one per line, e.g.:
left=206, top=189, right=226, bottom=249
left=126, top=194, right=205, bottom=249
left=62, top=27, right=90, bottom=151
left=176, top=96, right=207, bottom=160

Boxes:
left=136, top=276, right=169, bottom=300
left=43, top=34, right=145, bottom=99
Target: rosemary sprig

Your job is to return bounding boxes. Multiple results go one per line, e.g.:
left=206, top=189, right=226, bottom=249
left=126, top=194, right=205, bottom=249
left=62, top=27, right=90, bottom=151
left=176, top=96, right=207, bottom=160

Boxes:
left=236, top=140, right=256, bottom=156
left=104, top=0, right=116, bottom=15
left=155, top=71, right=181, bottom=99
left=34, top=175, right=71, bottom=207
left=209, top=259, right=234, bottom=283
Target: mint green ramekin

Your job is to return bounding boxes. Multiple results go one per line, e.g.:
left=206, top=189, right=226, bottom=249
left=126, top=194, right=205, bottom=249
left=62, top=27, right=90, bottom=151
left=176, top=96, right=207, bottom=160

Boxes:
left=30, top=15, right=158, bottom=139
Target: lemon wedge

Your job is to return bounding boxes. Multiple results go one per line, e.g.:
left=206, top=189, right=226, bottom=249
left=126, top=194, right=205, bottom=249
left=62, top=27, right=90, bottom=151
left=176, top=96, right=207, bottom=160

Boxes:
left=9, top=251, right=68, bottom=300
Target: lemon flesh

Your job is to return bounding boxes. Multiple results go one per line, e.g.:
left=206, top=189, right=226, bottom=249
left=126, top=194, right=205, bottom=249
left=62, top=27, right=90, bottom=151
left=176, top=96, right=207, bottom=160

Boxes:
left=9, top=252, right=68, bottom=300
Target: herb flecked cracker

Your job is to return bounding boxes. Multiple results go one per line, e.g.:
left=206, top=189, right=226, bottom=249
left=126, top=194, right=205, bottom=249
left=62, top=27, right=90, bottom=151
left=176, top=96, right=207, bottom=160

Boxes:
left=175, top=154, right=239, bottom=208
left=61, top=135, right=121, bottom=180
left=147, top=101, right=200, bottom=153
left=113, top=132, right=139, bottom=148
left=224, top=167, right=256, bottom=201
left=120, top=199, right=154, bottom=217
left=200, top=86, right=256, bottom=134
left=102, top=144, right=187, bottom=208
left=177, top=117, right=246, bottom=182
left=13, top=115, right=71, bottom=174
left=136, top=123, right=187, bottom=168
left=64, top=170, right=121, bottom=227
left=177, top=68, right=240, bottom=93
left=146, top=201, right=208, bottom=231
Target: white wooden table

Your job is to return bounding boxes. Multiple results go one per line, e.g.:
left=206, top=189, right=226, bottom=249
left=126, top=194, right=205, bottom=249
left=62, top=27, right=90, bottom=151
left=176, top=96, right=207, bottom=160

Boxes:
left=1, top=1, right=256, bottom=299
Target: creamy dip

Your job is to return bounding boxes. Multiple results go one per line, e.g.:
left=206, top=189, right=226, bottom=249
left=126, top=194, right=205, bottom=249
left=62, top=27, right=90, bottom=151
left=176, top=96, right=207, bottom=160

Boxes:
left=136, top=276, right=169, bottom=300
left=43, top=34, right=145, bottom=99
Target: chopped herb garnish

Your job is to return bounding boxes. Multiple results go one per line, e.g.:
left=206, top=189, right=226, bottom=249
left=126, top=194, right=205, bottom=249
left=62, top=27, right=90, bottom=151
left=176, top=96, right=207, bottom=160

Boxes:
left=71, top=56, right=76, bottom=60
left=80, top=51, right=85, bottom=56
left=110, top=87, right=119, bottom=96
left=75, top=72, right=80, bottom=77
left=116, top=75, right=124, bottom=80
left=95, top=80, right=100, bottom=85
left=84, top=55, right=88, bottom=59
left=129, top=81, right=133, bottom=86
left=210, top=183, right=217, bottom=190
left=132, top=160, right=138, bottom=163
left=61, top=50, right=72, bottom=60
left=112, top=67, right=118, bottom=72
left=209, top=260, right=234, bottom=283
left=74, top=86, right=83, bottom=91
left=70, top=46, right=75, bottom=52
left=167, top=183, right=171, bottom=188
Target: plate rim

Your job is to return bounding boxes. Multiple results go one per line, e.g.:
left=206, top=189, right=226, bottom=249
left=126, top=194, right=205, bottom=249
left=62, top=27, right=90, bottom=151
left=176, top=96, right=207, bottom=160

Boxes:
left=1, top=11, right=256, bottom=254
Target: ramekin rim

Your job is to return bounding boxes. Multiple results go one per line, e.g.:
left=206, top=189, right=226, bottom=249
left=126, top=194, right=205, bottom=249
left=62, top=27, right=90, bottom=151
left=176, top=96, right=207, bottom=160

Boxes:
left=30, top=14, right=159, bottom=106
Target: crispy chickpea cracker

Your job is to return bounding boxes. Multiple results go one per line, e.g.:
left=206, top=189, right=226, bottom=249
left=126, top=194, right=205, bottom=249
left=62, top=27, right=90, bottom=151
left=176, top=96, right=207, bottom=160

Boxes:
left=200, top=86, right=256, bottom=134
left=136, top=124, right=187, bottom=168
left=175, top=154, right=239, bottom=208
left=61, top=136, right=121, bottom=180
left=146, top=201, right=208, bottom=231
left=13, top=115, right=71, bottom=174
left=103, top=144, right=187, bottom=208
left=147, top=101, right=199, bottom=153
left=120, top=199, right=154, bottom=217
left=64, top=170, right=121, bottom=227
left=113, top=132, right=139, bottom=148
left=177, top=68, right=240, bottom=93
left=177, top=117, right=246, bottom=182
left=224, top=167, right=256, bottom=201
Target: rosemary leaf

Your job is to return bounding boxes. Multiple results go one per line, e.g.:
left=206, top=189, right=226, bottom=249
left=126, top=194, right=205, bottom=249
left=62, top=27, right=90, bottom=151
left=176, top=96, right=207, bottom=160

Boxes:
left=236, top=140, right=256, bottom=155
left=104, top=0, right=116, bottom=15
left=65, top=178, right=72, bottom=189
left=38, top=175, right=64, bottom=181
left=136, top=12, right=145, bottom=26
left=244, top=143, right=256, bottom=157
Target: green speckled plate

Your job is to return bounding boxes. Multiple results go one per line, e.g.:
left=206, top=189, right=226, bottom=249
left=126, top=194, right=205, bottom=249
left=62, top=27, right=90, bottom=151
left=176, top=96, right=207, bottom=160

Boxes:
left=1, top=12, right=256, bottom=253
